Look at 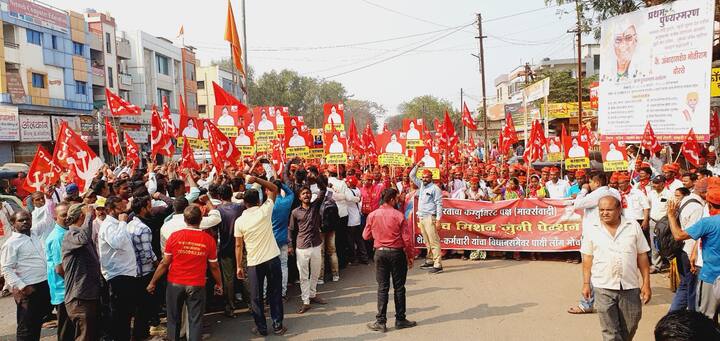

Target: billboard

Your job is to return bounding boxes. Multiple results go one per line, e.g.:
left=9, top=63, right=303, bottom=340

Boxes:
left=598, top=0, right=715, bottom=142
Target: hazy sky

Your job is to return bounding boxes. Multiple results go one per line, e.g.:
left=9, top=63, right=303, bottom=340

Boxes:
left=52, top=0, right=580, bottom=121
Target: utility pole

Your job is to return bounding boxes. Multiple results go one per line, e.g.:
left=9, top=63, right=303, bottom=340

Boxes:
left=460, top=88, right=465, bottom=140
left=473, top=13, right=488, bottom=161
left=240, top=0, right=249, bottom=104
left=568, top=0, right=584, bottom=129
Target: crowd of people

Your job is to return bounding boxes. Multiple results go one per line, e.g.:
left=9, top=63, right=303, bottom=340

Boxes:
left=2, top=141, right=720, bottom=340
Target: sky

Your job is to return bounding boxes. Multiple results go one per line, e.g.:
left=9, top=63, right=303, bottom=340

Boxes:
left=52, top=0, right=581, bottom=123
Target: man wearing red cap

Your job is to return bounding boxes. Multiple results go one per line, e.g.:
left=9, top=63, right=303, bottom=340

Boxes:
left=617, top=174, right=650, bottom=232
left=633, top=166, right=653, bottom=195
left=410, top=162, right=443, bottom=274
left=662, top=164, right=684, bottom=192
left=667, top=185, right=720, bottom=320
left=545, top=167, right=569, bottom=199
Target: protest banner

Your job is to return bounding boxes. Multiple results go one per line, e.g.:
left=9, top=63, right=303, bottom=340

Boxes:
left=600, top=139, right=629, bottom=172
left=284, top=116, right=310, bottom=157
left=546, top=136, right=563, bottom=162
left=414, top=146, right=440, bottom=179
left=414, top=198, right=582, bottom=252
left=324, top=130, right=347, bottom=164
left=269, top=106, right=288, bottom=135
left=402, top=118, right=424, bottom=148
left=323, top=103, right=344, bottom=132
left=376, top=131, right=406, bottom=166
left=598, top=0, right=714, bottom=142
left=233, top=124, right=255, bottom=156
left=178, top=116, right=208, bottom=150
left=214, top=104, right=250, bottom=137
left=563, top=133, right=589, bottom=170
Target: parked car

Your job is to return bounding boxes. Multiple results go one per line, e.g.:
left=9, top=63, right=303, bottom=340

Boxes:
left=0, top=163, right=28, bottom=180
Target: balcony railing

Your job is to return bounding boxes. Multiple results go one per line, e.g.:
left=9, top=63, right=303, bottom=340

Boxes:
left=119, top=73, right=132, bottom=86
left=3, top=42, right=19, bottom=49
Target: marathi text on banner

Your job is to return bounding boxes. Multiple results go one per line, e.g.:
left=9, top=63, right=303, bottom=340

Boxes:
left=598, top=0, right=714, bottom=142
left=414, top=198, right=582, bottom=252
left=565, top=157, right=590, bottom=171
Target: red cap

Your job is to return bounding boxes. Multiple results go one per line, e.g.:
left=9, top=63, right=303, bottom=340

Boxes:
left=346, top=175, right=358, bottom=187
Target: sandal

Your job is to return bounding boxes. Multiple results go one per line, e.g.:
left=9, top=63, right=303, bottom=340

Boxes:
left=567, top=306, right=594, bottom=314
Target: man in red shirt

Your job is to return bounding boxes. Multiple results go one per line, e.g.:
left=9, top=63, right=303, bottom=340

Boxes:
left=146, top=206, right=223, bottom=341
left=11, top=171, right=29, bottom=199
left=363, top=188, right=417, bottom=333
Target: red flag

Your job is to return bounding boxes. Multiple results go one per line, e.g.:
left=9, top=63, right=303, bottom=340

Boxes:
left=270, top=138, right=286, bottom=174
left=151, top=106, right=174, bottom=158
left=443, top=110, right=458, bottom=147
left=561, top=124, right=569, bottom=155
left=382, top=123, right=389, bottom=133
left=681, top=128, right=702, bottom=167
left=361, top=123, right=378, bottom=159
left=180, top=140, right=200, bottom=171
left=578, top=124, right=595, bottom=147
left=640, top=121, right=662, bottom=154
left=23, top=145, right=62, bottom=194
left=124, top=132, right=140, bottom=168
left=105, top=117, right=121, bottom=156
left=462, top=103, right=477, bottom=130
left=711, top=110, right=720, bottom=139
left=206, top=121, right=241, bottom=170
left=523, top=120, right=545, bottom=164
left=347, top=118, right=361, bottom=154
left=212, top=81, right=247, bottom=108
left=161, top=96, right=178, bottom=138
left=52, top=121, right=103, bottom=191
left=178, top=94, right=188, bottom=117
left=499, top=112, right=518, bottom=154
left=105, top=88, right=141, bottom=115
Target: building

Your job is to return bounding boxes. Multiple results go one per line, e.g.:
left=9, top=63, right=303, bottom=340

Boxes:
left=196, top=64, right=241, bottom=119
left=124, top=30, right=196, bottom=147
left=0, top=0, right=94, bottom=163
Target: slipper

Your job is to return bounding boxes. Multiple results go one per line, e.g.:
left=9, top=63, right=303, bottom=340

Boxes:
left=567, top=306, right=594, bottom=314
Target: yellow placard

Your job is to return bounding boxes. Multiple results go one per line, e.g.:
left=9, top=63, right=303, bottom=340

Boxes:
left=325, top=153, right=348, bottom=164
left=712, top=67, right=720, bottom=97
left=542, top=102, right=593, bottom=119
left=255, top=130, right=277, bottom=139
left=603, top=160, right=628, bottom=172
left=309, top=148, right=324, bottom=159
left=565, top=157, right=590, bottom=170
left=237, top=145, right=255, bottom=156
left=419, top=167, right=440, bottom=180
left=323, top=123, right=345, bottom=133
left=547, top=152, right=563, bottom=162
left=286, top=146, right=309, bottom=158
left=378, top=153, right=407, bottom=166
left=177, top=137, right=208, bottom=150
left=218, top=126, right=237, bottom=137
left=406, top=139, right=424, bottom=148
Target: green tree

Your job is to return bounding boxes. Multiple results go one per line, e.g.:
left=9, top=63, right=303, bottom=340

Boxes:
left=535, top=70, right=598, bottom=103
left=344, top=99, right=384, bottom=132
left=396, top=95, right=459, bottom=130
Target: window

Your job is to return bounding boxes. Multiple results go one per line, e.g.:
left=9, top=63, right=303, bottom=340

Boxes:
left=197, top=81, right=204, bottom=90
left=156, top=54, right=169, bottom=75
left=186, top=93, right=197, bottom=111
left=51, top=35, right=57, bottom=49
left=73, top=42, right=84, bottom=56
left=26, top=29, right=42, bottom=46
left=198, top=105, right=206, bottom=114
left=75, top=81, right=87, bottom=95
left=105, top=32, right=112, bottom=53
left=107, top=67, right=114, bottom=88
left=157, top=88, right=171, bottom=107
left=184, top=61, right=195, bottom=81
left=31, top=73, right=45, bottom=88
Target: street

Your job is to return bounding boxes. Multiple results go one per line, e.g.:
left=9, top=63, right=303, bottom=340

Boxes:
left=0, top=257, right=673, bottom=341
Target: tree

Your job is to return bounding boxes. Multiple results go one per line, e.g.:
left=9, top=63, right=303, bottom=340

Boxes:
left=534, top=70, right=598, bottom=103
left=344, top=99, right=384, bottom=131
left=396, top=95, right=459, bottom=130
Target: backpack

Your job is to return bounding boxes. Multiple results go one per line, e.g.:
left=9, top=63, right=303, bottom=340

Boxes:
left=655, top=198, right=701, bottom=260
left=320, top=192, right=340, bottom=233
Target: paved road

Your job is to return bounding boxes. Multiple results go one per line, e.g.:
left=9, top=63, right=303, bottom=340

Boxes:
left=0, top=258, right=673, bottom=340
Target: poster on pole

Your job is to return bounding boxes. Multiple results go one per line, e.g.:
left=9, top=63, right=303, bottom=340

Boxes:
left=600, top=139, right=629, bottom=172
left=324, top=130, right=347, bottom=164
left=402, top=118, right=424, bottom=148
left=376, top=131, right=406, bottom=166
left=323, top=103, right=345, bottom=132
left=598, top=0, right=715, bottom=142
left=284, top=116, right=310, bottom=157
left=414, top=146, right=440, bottom=179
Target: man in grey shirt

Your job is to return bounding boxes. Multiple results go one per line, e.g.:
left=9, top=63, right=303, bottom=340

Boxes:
left=62, top=203, right=102, bottom=341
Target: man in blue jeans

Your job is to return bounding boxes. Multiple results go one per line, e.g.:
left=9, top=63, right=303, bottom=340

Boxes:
left=271, top=178, right=294, bottom=299
left=235, top=175, right=286, bottom=336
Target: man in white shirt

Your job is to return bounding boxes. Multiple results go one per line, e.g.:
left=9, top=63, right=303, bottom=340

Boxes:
left=98, top=196, right=140, bottom=340
left=617, top=174, right=649, bottom=230
left=344, top=176, right=366, bottom=264
left=569, top=172, right=620, bottom=315
left=580, top=195, right=651, bottom=341
left=234, top=176, right=286, bottom=336
left=325, top=165, right=348, bottom=281
left=160, top=198, right=221, bottom=252
left=545, top=167, right=570, bottom=199
left=1, top=210, right=52, bottom=340
left=647, top=175, right=673, bottom=272
left=661, top=164, right=684, bottom=192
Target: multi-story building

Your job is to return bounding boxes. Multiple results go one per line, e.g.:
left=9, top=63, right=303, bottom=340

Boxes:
left=181, top=46, right=197, bottom=117
left=0, top=0, right=94, bottom=163
left=196, top=64, right=241, bottom=119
